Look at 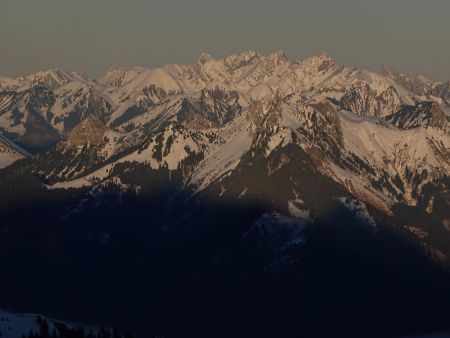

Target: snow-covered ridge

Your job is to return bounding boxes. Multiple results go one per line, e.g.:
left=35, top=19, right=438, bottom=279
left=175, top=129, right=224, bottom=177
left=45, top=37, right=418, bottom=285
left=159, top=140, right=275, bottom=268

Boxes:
left=2, top=50, right=448, bottom=98
left=1, top=50, right=449, bottom=217
left=6, top=69, right=75, bottom=91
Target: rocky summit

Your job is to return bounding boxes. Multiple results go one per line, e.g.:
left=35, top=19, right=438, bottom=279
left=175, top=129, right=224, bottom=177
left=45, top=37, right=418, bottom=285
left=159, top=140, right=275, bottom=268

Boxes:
left=67, top=115, right=108, bottom=147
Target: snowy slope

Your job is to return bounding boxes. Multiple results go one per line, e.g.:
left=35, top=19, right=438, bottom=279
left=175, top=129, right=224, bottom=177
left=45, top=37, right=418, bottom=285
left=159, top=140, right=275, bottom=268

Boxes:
left=6, top=69, right=75, bottom=91
left=0, top=309, right=101, bottom=338
left=0, top=50, right=448, bottom=216
left=339, top=110, right=448, bottom=173
left=0, top=50, right=447, bottom=152
left=0, top=133, right=29, bottom=168
left=97, top=66, right=147, bottom=89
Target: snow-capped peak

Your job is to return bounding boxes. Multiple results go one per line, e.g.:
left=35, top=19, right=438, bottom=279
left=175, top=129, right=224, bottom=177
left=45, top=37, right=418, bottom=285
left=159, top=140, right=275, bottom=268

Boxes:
left=117, top=68, right=182, bottom=95
left=300, top=52, right=337, bottom=72
left=71, top=69, right=91, bottom=82
left=98, top=66, right=147, bottom=88
left=225, top=49, right=260, bottom=65
left=267, top=50, right=289, bottom=64
left=382, top=66, right=434, bottom=96
left=197, top=52, right=216, bottom=65
left=10, top=68, right=74, bottom=90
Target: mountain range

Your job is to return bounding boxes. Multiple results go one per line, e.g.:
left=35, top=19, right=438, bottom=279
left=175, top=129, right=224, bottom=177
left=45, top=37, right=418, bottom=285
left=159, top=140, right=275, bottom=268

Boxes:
left=0, top=51, right=449, bottom=338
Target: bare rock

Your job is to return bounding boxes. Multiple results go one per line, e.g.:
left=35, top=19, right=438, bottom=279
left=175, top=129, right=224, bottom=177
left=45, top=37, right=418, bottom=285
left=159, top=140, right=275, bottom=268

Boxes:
left=67, top=115, right=108, bottom=147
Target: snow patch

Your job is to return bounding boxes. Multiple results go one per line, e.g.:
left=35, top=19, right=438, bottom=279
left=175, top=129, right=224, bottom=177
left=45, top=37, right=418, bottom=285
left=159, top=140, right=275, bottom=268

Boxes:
left=337, top=197, right=378, bottom=231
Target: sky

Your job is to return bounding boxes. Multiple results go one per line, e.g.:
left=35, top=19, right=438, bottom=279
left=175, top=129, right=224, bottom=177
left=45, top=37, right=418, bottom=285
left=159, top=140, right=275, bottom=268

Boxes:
left=1, top=0, right=449, bottom=81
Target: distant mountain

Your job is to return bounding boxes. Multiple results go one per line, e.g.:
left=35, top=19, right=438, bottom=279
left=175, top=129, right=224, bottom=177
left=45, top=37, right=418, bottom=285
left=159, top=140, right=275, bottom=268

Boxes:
left=0, top=51, right=449, bottom=338
left=0, top=69, right=111, bottom=152
left=0, top=51, right=447, bottom=154
left=5, top=51, right=445, bottom=213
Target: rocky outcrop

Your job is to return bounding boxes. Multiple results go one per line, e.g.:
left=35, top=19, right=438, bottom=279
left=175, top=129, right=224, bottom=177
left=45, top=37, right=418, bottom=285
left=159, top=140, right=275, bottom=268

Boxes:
left=386, top=102, right=448, bottom=130
left=429, top=82, right=450, bottom=106
left=309, top=101, right=343, bottom=147
left=176, top=88, right=240, bottom=130
left=341, top=83, right=403, bottom=117
left=67, top=115, right=108, bottom=147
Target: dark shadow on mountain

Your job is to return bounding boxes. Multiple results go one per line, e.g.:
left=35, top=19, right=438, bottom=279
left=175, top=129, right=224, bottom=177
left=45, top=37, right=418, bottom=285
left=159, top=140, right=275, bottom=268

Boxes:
left=0, top=163, right=450, bottom=338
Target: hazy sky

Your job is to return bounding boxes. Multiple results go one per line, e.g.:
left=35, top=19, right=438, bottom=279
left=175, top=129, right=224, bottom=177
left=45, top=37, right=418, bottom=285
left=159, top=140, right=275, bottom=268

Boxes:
left=1, top=0, right=449, bottom=81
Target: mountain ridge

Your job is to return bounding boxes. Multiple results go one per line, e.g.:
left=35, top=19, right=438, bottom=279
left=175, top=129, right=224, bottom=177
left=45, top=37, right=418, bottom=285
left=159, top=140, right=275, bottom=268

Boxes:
left=1, top=50, right=450, bottom=338
left=1, top=51, right=448, bottom=212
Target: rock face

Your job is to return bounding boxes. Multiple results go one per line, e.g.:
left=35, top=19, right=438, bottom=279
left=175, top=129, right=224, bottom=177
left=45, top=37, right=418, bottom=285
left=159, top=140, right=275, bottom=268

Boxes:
left=67, top=115, right=108, bottom=147
left=340, top=83, right=403, bottom=117
left=429, top=82, right=450, bottom=105
left=386, top=102, right=449, bottom=129
left=309, top=101, right=343, bottom=147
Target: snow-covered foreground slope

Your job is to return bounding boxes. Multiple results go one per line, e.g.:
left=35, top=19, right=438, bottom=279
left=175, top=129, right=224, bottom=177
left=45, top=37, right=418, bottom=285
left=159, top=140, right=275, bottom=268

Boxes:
left=0, top=310, right=49, bottom=338
left=0, top=309, right=101, bottom=338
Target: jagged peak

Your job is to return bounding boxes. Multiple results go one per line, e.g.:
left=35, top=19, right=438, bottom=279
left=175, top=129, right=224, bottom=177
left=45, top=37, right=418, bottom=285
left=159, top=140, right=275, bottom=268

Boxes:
left=31, top=68, right=72, bottom=79
left=102, top=66, right=146, bottom=77
left=382, top=65, right=398, bottom=76
left=301, top=52, right=337, bottom=72
left=197, top=52, right=216, bottom=65
left=71, top=69, right=90, bottom=82
left=382, top=65, right=437, bottom=96
left=382, top=65, right=414, bottom=83
left=12, top=68, right=74, bottom=89
left=383, top=65, right=433, bottom=84
left=417, top=73, right=433, bottom=84
left=234, top=49, right=259, bottom=58
left=102, top=66, right=125, bottom=75
left=193, top=50, right=289, bottom=68
left=316, top=51, right=332, bottom=58
left=308, top=51, right=334, bottom=62
left=98, top=66, right=147, bottom=87
left=224, top=49, right=260, bottom=65
left=266, top=50, right=289, bottom=63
